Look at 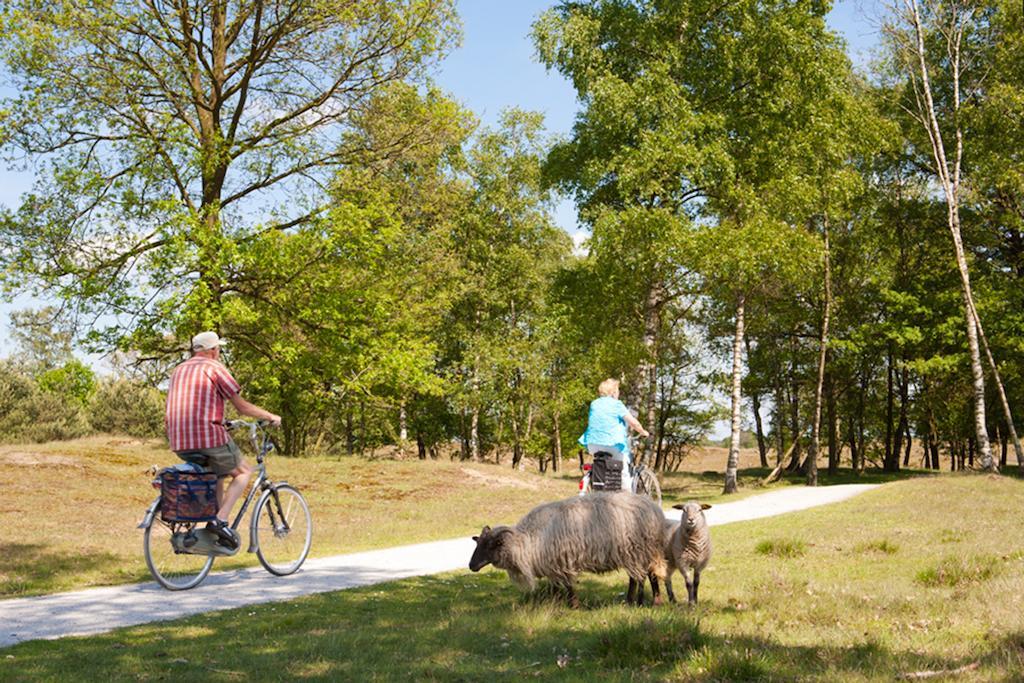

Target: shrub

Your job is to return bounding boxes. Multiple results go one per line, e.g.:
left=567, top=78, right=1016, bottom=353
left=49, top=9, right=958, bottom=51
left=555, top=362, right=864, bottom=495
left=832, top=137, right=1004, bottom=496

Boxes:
left=37, top=359, right=96, bottom=406
left=89, top=378, right=166, bottom=438
left=0, top=362, right=91, bottom=443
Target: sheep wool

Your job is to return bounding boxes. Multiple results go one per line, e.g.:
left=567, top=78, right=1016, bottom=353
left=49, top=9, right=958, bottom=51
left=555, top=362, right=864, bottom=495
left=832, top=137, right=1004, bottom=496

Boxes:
left=670, top=501, right=712, bottom=605
left=469, top=492, right=667, bottom=606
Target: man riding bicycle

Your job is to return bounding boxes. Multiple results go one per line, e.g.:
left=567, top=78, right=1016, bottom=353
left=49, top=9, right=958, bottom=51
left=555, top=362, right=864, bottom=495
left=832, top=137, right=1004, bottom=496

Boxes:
left=165, top=331, right=281, bottom=548
left=578, top=378, right=650, bottom=492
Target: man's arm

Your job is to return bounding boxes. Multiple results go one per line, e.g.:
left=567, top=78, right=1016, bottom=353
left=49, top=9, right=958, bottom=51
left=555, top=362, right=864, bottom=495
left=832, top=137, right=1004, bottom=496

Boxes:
left=229, top=394, right=282, bottom=426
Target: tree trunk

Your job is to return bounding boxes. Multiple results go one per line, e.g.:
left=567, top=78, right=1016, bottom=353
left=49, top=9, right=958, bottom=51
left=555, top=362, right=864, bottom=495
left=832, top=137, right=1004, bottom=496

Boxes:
left=826, top=367, right=838, bottom=475
left=551, top=406, right=562, bottom=473
left=724, top=294, right=745, bottom=494
left=470, top=364, right=481, bottom=461
left=511, top=413, right=522, bottom=470
left=774, top=375, right=786, bottom=466
left=895, top=366, right=908, bottom=470
left=398, top=403, right=408, bottom=443
left=848, top=415, right=859, bottom=472
left=903, top=419, right=912, bottom=467
left=856, top=368, right=868, bottom=473
left=787, top=366, right=801, bottom=471
left=640, top=282, right=663, bottom=467
left=1001, top=425, right=1009, bottom=469
left=746, top=338, right=768, bottom=468
left=807, top=220, right=832, bottom=487
left=971, top=303, right=1024, bottom=470
left=904, top=0, right=993, bottom=471
left=346, top=407, right=355, bottom=456
left=884, top=348, right=895, bottom=470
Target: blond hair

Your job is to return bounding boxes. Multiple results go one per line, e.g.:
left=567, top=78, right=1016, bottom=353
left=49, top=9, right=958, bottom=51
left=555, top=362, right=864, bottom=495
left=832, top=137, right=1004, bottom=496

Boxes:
left=598, top=378, right=620, bottom=397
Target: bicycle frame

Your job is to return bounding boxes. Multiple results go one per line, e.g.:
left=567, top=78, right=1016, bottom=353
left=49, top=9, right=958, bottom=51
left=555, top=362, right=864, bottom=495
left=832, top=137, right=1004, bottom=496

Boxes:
left=138, top=420, right=290, bottom=556
left=228, top=420, right=290, bottom=554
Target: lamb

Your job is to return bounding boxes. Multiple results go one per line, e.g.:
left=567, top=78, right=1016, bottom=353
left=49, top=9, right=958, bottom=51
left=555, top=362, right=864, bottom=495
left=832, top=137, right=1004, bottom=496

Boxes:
left=665, top=501, right=712, bottom=605
left=650, top=518, right=681, bottom=604
left=468, top=492, right=668, bottom=607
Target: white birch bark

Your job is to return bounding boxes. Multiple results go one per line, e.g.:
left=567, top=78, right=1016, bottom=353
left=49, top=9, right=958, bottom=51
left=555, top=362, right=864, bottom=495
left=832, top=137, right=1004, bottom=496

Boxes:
left=724, top=294, right=745, bottom=494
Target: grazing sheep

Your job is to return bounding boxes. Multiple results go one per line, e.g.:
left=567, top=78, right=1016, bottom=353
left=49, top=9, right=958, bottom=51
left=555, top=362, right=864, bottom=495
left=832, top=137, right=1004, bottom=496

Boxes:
left=667, top=501, right=712, bottom=605
left=469, top=492, right=667, bottom=607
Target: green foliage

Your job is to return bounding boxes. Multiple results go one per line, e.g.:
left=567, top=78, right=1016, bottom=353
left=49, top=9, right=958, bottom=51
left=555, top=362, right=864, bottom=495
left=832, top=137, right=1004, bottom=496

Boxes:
left=0, top=362, right=90, bottom=443
left=0, top=0, right=460, bottom=354
left=88, top=378, right=165, bottom=438
left=36, top=359, right=95, bottom=406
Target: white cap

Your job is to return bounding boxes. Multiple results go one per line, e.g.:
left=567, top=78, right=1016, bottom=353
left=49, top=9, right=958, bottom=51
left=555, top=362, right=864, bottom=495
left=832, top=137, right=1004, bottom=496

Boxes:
left=191, top=331, right=228, bottom=352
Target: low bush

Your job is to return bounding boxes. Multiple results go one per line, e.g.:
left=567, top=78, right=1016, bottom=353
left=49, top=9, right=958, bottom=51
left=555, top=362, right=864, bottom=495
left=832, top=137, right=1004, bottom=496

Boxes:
left=88, top=378, right=165, bottom=437
left=0, top=362, right=91, bottom=443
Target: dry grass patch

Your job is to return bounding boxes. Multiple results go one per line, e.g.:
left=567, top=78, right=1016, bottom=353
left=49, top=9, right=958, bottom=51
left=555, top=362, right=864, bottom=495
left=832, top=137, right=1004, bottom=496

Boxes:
left=0, top=436, right=577, bottom=597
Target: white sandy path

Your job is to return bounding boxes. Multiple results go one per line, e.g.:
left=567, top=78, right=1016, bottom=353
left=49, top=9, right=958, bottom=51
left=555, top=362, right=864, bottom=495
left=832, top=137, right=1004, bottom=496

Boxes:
left=1, top=483, right=879, bottom=648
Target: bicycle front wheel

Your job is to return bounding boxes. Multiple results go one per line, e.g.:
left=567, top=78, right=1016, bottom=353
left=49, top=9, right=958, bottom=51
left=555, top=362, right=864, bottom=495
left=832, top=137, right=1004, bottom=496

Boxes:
left=634, top=468, right=663, bottom=506
left=254, top=484, right=312, bottom=576
left=143, top=510, right=215, bottom=590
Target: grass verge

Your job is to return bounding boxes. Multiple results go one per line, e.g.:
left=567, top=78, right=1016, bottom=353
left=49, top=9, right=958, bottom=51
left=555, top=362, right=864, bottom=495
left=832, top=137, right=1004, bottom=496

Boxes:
left=3, top=474, right=1023, bottom=681
left=0, top=437, right=873, bottom=597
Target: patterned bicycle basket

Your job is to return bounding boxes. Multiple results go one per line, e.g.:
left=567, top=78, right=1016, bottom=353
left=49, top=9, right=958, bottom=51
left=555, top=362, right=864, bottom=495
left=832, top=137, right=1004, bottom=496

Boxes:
left=159, top=469, right=219, bottom=522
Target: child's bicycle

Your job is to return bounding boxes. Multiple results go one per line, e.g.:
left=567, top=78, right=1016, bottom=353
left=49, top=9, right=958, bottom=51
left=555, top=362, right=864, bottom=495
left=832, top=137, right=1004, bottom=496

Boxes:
left=578, top=439, right=662, bottom=505
left=138, top=419, right=313, bottom=590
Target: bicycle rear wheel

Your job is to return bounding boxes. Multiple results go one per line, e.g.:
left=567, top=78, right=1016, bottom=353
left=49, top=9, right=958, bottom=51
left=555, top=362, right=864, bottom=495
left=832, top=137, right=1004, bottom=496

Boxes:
left=254, top=484, right=312, bottom=576
left=143, top=511, right=215, bottom=590
left=634, top=467, right=663, bottom=506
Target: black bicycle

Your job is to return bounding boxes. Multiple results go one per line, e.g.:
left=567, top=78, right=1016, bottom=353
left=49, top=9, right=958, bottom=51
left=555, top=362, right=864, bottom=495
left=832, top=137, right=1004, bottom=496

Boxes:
left=139, top=419, right=313, bottom=590
left=578, top=437, right=663, bottom=505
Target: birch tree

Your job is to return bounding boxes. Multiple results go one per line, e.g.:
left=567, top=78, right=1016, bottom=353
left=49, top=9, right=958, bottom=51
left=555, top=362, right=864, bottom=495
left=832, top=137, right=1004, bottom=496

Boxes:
left=882, top=0, right=1004, bottom=471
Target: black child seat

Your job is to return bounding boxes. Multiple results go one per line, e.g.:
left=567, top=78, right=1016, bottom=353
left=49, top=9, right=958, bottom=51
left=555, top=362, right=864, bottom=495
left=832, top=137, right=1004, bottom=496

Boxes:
left=590, top=452, right=623, bottom=492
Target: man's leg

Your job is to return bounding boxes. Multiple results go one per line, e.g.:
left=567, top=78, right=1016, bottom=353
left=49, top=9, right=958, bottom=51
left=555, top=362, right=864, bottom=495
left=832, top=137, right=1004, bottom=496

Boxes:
left=217, top=458, right=253, bottom=522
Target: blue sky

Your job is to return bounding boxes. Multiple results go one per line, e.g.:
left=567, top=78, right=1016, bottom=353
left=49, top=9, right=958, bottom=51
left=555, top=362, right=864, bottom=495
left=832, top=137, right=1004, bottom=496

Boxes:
left=0, top=0, right=882, bottom=356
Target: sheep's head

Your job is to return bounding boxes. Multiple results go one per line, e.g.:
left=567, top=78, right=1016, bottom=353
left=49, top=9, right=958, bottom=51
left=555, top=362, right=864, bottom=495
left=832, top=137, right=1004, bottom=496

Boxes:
left=469, top=525, right=513, bottom=572
left=673, top=502, right=711, bottom=530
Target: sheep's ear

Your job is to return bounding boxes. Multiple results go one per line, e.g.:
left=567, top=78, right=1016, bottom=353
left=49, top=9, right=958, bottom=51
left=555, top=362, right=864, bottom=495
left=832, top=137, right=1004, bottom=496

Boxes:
left=672, top=503, right=684, bottom=510
left=472, top=536, right=479, bottom=542
left=701, top=503, right=712, bottom=510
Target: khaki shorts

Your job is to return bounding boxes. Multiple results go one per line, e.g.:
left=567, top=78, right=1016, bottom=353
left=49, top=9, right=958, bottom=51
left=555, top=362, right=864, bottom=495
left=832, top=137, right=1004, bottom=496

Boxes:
left=176, top=439, right=243, bottom=476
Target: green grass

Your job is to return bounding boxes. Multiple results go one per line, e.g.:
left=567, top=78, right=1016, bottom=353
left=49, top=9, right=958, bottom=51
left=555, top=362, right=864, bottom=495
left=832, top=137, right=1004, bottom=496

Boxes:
left=755, top=538, right=807, bottom=558
left=1, top=437, right=850, bottom=597
left=854, top=539, right=899, bottom=555
left=0, top=436, right=581, bottom=596
left=4, top=474, right=1024, bottom=681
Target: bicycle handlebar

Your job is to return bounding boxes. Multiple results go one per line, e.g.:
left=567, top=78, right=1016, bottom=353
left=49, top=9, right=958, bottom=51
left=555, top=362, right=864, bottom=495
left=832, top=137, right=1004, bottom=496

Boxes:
left=223, top=418, right=272, bottom=430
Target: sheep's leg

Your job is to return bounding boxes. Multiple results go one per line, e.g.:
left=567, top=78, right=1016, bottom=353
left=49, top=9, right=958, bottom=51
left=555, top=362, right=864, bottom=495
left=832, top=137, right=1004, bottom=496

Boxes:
left=684, top=568, right=696, bottom=606
left=564, top=582, right=580, bottom=609
left=691, top=570, right=701, bottom=605
left=628, top=577, right=645, bottom=606
left=665, top=573, right=676, bottom=604
left=649, top=572, right=663, bottom=606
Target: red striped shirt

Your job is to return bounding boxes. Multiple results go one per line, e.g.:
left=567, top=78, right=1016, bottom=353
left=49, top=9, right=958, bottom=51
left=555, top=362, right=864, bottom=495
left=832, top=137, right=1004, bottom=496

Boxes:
left=165, top=356, right=241, bottom=452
